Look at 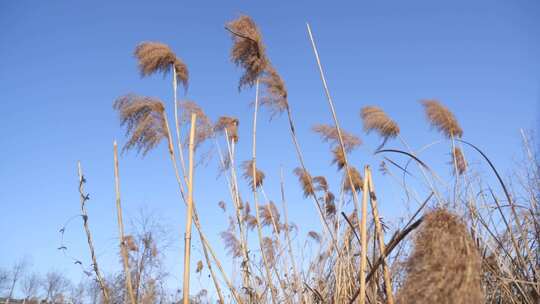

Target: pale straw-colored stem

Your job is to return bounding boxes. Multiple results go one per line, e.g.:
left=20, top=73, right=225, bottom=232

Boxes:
left=113, top=141, right=136, bottom=304
left=366, top=168, right=394, bottom=304
left=359, top=166, right=370, bottom=304
left=182, top=113, right=197, bottom=304
left=77, top=162, right=110, bottom=304
left=172, top=64, right=188, bottom=183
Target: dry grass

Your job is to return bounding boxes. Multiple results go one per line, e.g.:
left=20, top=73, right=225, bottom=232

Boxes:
left=397, top=208, right=484, bottom=304
left=134, top=41, right=188, bottom=89
left=113, top=94, right=167, bottom=155
left=226, top=15, right=268, bottom=89
left=421, top=99, right=463, bottom=138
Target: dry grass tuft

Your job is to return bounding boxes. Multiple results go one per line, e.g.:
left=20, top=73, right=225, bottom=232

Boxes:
left=313, top=124, right=361, bottom=152
left=242, top=160, right=265, bottom=189
left=226, top=15, right=268, bottom=89
left=421, top=100, right=463, bottom=138
left=452, top=147, right=467, bottom=175
left=134, top=42, right=188, bottom=89
left=294, top=167, right=314, bottom=197
left=113, top=94, right=167, bottom=155
left=397, top=208, right=483, bottom=304
left=343, top=167, right=363, bottom=193
left=180, top=101, right=214, bottom=149
left=215, top=116, right=239, bottom=143
left=260, top=65, right=288, bottom=117
left=360, top=106, right=400, bottom=138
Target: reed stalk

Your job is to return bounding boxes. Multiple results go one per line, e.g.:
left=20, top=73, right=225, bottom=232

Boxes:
left=113, top=141, right=136, bottom=304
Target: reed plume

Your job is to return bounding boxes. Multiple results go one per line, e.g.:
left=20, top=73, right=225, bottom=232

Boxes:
left=451, top=147, right=467, bottom=175
left=226, top=15, right=268, bottom=89
left=180, top=101, right=213, bottom=149
left=215, top=116, right=239, bottom=143
left=262, top=237, right=277, bottom=264
left=313, top=124, right=361, bottom=152
left=113, top=94, right=167, bottom=155
left=260, top=201, right=281, bottom=230
left=293, top=167, right=315, bottom=197
left=421, top=99, right=463, bottom=138
left=396, top=208, right=483, bottom=304
left=313, top=176, right=329, bottom=192
left=343, top=166, right=363, bottom=193
left=242, top=160, right=265, bottom=189
left=360, top=106, right=400, bottom=139
left=220, top=230, right=242, bottom=258
left=124, top=235, right=138, bottom=252
left=308, top=231, right=322, bottom=243
left=195, top=260, right=203, bottom=274
left=134, top=41, right=188, bottom=89
left=260, top=65, right=289, bottom=117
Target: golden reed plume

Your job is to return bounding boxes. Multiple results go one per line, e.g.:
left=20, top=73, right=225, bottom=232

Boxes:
left=134, top=42, right=188, bottom=89
left=215, top=116, right=239, bottom=143
left=397, top=208, right=483, bottom=304
left=113, top=94, right=168, bottom=155
left=360, top=106, right=400, bottom=139
left=242, top=160, right=265, bottom=189
left=226, top=15, right=268, bottom=89
left=260, top=65, right=289, bottom=116
left=421, top=99, right=463, bottom=138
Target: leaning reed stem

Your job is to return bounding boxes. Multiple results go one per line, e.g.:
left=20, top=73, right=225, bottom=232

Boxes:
left=77, top=162, right=110, bottom=304
left=113, top=142, right=136, bottom=304
left=182, top=113, right=197, bottom=304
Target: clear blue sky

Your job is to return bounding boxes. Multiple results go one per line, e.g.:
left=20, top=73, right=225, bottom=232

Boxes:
left=1, top=0, right=538, bottom=295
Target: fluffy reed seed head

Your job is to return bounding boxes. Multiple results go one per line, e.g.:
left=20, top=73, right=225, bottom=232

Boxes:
left=215, top=116, right=239, bottom=143
left=220, top=230, right=242, bottom=258
left=134, top=42, right=188, bottom=89
left=260, top=65, right=289, bottom=117
left=360, top=106, right=400, bottom=138
left=180, top=101, right=214, bottom=149
left=308, top=231, right=322, bottom=243
left=343, top=167, right=364, bottom=193
left=226, top=15, right=268, bottom=89
left=293, top=167, right=314, bottom=197
left=313, top=124, right=362, bottom=152
left=397, top=208, right=484, bottom=304
left=262, top=237, right=277, bottom=264
left=452, top=147, right=467, bottom=175
left=124, top=235, right=138, bottom=252
left=195, top=260, right=203, bottom=274
left=242, top=160, right=265, bottom=189
left=421, top=99, right=463, bottom=138
left=260, top=201, right=281, bottom=231
left=332, top=146, right=347, bottom=170
left=313, top=176, right=329, bottom=192
left=113, top=94, right=168, bottom=155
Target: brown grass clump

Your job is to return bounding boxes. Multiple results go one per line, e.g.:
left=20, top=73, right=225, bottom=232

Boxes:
left=134, top=42, right=188, bottom=89
left=260, top=65, right=289, bottom=117
left=220, top=230, right=242, bottom=258
left=113, top=94, right=168, bottom=155
left=452, top=147, right=467, bottom=175
left=180, top=101, right=214, bottom=149
left=421, top=99, right=463, bottom=138
left=343, top=167, right=363, bottom=193
left=293, top=167, right=314, bottom=197
left=360, top=106, right=400, bottom=138
left=242, top=160, right=265, bottom=189
left=313, top=124, right=361, bottom=152
left=396, top=208, right=483, bottom=304
left=226, top=15, right=268, bottom=89
left=214, top=116, right=239, bottom=143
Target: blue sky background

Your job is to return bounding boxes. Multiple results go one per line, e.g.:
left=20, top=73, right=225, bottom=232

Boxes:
left=1, top=0, right=539, bottom=297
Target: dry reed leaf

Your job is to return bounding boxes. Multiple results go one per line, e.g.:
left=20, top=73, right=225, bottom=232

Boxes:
left=215, top=116, right=240, bottom=143
left=421, top=99, right=463, bottom=138
left=113, top=94, right=167, bottom=155
left=226, top=15, right=268, bottom=89
left=313, top=124, right=361, bottom=152
left=343, top=167, right=363, bottom=193
left=180, top=101, right=214, bottom=149
left=134, top=41, right=188, bottom=89
left=260, top=65, right=288, bottom=117
left=220, top=230, right=242, bottom=258
left=360, top=106, right=400, bottom=138
left=294, top=167, right=315, bottom=197
left=242, top=160, right=265, bottom=189
left=397, top=208, right=484, bottom=304
left=451, top=147, right=467, bottom=175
